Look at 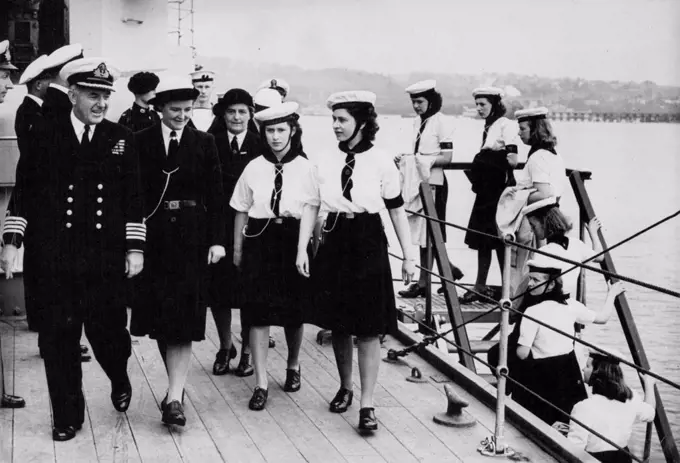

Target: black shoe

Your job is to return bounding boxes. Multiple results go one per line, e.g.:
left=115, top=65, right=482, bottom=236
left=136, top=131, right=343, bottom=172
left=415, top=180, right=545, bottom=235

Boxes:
left=268, top=336, right=276, bottom=348
left=162, top=400, right=186, bottom=426
left=160, top=390, right=185, bottom=412
left=358, top=407, right=378, bottom=431
left=329, top=388, right=353, bottom=413
left=1, top=393, right=26, bottom=408
left=80, top=344, right=89, bottom=354
left=398, top=283, right=426, bottom=298
left=111, top=377, right=132, bottom=412
left=248, top=387, right=268, bottom=411
left=283, top=367, right=301, bottom=392
left=437, top=264, right=464, bottom=294
left=234, top=352, right=254, bottom=377
left=52, top=425, right=78, bottom=442
left=213, top=344, right=238, bottom=376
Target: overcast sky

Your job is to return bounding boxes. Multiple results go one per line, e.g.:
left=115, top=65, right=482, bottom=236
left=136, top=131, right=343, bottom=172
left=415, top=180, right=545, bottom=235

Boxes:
left=182, top=0, right=680, bottom=85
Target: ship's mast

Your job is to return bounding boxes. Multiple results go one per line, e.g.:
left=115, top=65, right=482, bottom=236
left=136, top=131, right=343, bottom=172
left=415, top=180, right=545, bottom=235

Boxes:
left=168, top=0, right=195, bottom=58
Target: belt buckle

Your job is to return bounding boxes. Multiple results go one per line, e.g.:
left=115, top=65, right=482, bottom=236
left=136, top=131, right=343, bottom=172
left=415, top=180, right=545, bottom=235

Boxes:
left=345, top=212, right=355, bottom=219
left=274, top=218, right=283, bottom=224
left=166, top=200, right=180, bottom=210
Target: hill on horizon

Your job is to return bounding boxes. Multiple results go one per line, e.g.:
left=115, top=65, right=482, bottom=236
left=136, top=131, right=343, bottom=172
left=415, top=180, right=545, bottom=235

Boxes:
left=197, top=55, right=680, bottom=116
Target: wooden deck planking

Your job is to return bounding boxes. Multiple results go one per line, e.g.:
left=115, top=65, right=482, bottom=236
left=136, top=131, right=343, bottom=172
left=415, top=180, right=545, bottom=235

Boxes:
left=6, top=325, right=56, bottom=463
left=1, top=313, right=560, bottom=463
left=0, top=322, right=16, bottom=463
left=191, top=331, right=307, bottom=463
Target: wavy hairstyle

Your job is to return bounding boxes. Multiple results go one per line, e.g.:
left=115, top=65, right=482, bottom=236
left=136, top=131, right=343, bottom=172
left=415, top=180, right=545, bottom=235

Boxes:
left=589, top=356, right=633, bottom=403
left=528, top=118, right=558, bottom=150
left=259, top=117, right=304, bottom=154
left=342, top=103, right=380, bottom=142
left=476, top=94, right=507, bottom=124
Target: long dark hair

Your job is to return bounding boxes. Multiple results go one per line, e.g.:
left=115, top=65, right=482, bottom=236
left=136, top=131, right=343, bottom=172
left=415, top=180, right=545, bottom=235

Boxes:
left=589, top=357, right=633, bottom=403
left=413, top=89, right=443, bottom=120
left=528, top=118, right=558, bottom=151
left=342, top=103, right=380, bottom=142
left=478, top=95, right=507, bottom=126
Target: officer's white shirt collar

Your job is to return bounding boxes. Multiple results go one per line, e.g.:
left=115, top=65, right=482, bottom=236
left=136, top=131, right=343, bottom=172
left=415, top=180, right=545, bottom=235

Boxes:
left=228, top=130, right=247, bottom=150
left=26, top=94, right=43, bottom=107
left=70, top=110, right=96, bottom=141
left=49, top=83, right=70, bottom=94
left=161, top=121, right=184, bottom=155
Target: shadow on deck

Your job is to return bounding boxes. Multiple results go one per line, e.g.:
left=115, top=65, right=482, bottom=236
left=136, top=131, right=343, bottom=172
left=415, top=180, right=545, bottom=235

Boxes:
left=0, top=311, right=554, bottom=463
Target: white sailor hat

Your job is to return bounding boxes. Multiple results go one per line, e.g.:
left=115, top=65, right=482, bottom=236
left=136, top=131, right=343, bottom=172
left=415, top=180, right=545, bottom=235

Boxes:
left=326, top=90, right=377, bottom=110
left=190, top=70, right=215, bottom=83
left=254, top=88, right=283, bottom=110
left=526, top=250, right=567, bottom=275
left=472, top=86, right=504, bottom=98
left=515, top=107, right=550, bottom=122
left=45, top=43, right=84, bottom=73
left=258, top=78, right=290, bottom=97
left=405, top=79, right=437, bottom=96
left=522, top=196, right=559, bottom=217
left=61, top=58, right=119, bottom=91
left=254, top=101, right=299, bottom=126
left=19, top=55, right=50, bottom=85
left=150, top=74, right=200, bottom=105
left=0, top=40, right=17, bottom=71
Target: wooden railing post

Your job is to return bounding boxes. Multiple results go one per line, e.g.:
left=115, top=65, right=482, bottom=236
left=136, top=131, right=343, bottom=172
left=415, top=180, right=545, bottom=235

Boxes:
left=419, top=182, right=475, bottom=371
left=570, top=171, right=679, bottom=463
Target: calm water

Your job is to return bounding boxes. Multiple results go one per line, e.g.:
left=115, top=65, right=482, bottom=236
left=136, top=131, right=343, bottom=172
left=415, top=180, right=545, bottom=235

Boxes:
left=0, top=99, right=677, bottom=457
left=300, top=115, right=680, bottom=458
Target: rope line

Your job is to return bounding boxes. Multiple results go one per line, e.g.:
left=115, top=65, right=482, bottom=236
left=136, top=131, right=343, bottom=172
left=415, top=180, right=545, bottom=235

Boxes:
left=405, top=208, right=680, bottom=298
left=398, top=310, right=644, bottom=463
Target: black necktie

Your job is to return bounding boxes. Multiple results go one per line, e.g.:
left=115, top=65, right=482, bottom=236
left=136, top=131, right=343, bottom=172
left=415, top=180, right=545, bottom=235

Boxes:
left=81, top=125, right=90, bottom=152
left=270, top=163, right=283, bottom=217
left=341, top=153, right=355, bottom=201
left=230, top=136, right=239, bottom=154
left=414, top=119, right=427, bottom=154
left=166, top=131, right=179, bottom=170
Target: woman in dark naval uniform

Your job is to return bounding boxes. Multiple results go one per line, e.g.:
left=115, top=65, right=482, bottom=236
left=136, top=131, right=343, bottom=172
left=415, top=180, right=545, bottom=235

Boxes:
left=230, top=102, right=319, bottom=411
left=131, top=76, right=225, bottom=427
left=208, top=88, right=263, bottom=377
left=312, top=91, right=416, bottom=431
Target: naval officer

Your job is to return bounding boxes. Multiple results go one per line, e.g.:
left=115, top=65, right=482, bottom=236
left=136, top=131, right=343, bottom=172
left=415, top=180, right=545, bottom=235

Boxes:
left=41, top=43, right=84, bottom=120
left=1, top=57, right=145, bottom=441
left=190, top=68, right=216, bottom=131
left=118, top=71, right=161, bottom=133
left=0, top=39, right=25, bottom=410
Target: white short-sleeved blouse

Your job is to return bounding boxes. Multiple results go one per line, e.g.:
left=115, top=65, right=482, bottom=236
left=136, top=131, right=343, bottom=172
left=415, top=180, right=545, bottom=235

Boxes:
left=515, top=149, right=566, bottom=197
left=518, top=300, right=596, bottom=359
left=316, top=146, right=402, bottom=215
left=230, top=155, right=320, bottom=219
left=568, top=392, right=655, bottom=453
left=481, top=117, right=520, bottom=151
left=411, top=112, right=454, bottom=186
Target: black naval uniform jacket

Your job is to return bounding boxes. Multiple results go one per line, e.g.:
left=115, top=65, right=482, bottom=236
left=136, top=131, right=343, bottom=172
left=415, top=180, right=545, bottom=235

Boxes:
left=2, top=115, right=146, bottom=311
left=117, top=102, right=160, bottom=133
left=14, top=96, right=42, bottom=155
left=41, top=85, right=72, bottom=121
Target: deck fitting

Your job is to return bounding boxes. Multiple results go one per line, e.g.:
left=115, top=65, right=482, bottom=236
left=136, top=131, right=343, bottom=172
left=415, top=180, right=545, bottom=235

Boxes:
left=406, top=367, right=428, bottom=383
left=432, top=384, right=476, bottom=427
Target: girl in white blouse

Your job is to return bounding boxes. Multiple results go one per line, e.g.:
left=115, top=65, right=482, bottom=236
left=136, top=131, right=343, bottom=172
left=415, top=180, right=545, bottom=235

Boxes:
left=568, top=351, right=656, bottom=463
left=230, top=102, right=320, bottom=411
left=462, top=87, right=519, bottom=303
left=513, top=253, right=624, bottom=426
left=311, top=91, right=417, bottom=432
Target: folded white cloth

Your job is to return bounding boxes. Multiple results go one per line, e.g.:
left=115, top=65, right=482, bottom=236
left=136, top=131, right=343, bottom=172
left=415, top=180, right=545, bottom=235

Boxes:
left=399, top=155, right=436, bottom=247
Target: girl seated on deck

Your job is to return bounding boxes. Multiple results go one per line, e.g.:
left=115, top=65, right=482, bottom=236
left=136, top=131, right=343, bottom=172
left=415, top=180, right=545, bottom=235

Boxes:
left=512, top=253, right=625, bottom=427
left=565, top=349, right=656, bottom=463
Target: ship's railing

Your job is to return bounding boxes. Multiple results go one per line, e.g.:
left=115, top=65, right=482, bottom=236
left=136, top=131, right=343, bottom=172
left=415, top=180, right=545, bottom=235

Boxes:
left=389, top=165, right=679, bottom=462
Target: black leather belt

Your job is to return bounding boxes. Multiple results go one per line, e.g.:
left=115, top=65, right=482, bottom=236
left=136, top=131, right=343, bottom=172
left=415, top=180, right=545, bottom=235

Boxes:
left=328, top=212, right=356, bottom=221
left=163, top=200, right=197, bottom=210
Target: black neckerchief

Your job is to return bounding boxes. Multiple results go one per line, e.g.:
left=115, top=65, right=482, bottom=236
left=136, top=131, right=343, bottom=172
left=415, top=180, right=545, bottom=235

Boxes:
left=338, top=137, right=373, bottom=155
left=528, top=144, right=557, bottom=159
left=523, top=287, right=570, bottom=309
left=481, top=114, right=501, bottom=147
left=261, top=147, right=299, bottom=166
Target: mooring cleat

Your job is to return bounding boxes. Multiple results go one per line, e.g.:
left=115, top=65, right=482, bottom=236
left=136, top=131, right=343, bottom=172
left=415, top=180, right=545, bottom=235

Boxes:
left=477, top=436, right=516, bottom=458
left=433, top=384, right=476, bottom=428
left=406, top=367, right=428, bottom=383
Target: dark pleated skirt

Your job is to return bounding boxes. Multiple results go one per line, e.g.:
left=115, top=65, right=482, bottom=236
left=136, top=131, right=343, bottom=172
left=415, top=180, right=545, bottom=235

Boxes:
left=512, top=350, right=587, bottom=426
left=464, top=183, right=505, bottom=250
left=310, top=213, right=397, bottom=336
left=433, top=178, right=448, bottom=241
left=240, top=217, right=307, bottom=327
